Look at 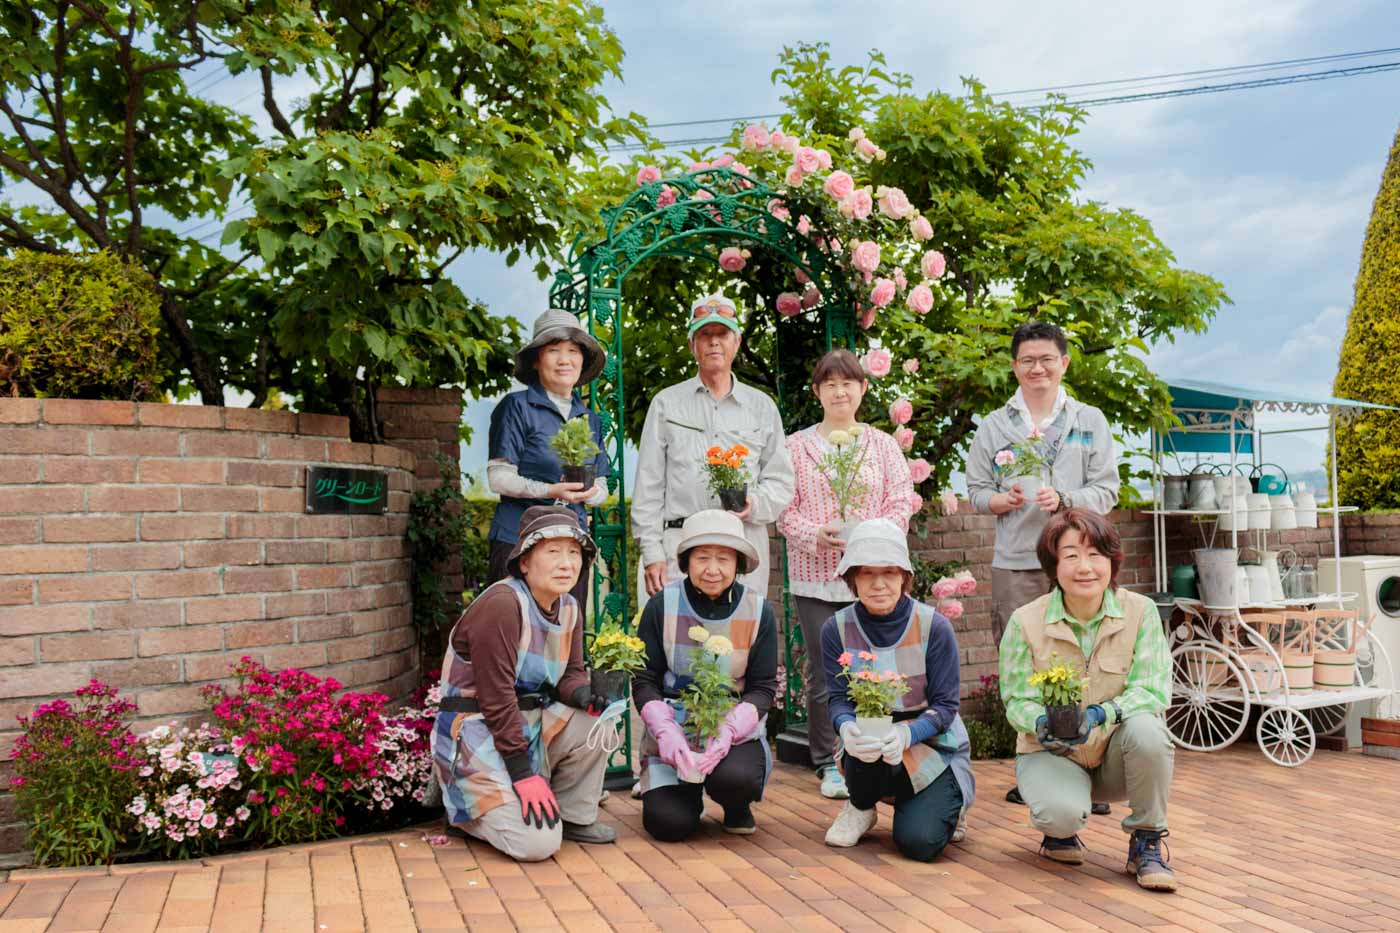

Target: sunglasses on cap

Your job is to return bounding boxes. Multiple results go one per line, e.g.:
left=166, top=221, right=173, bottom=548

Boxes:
left=691, top=300, right=737, bottom=320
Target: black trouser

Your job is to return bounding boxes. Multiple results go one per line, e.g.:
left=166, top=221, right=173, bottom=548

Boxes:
left=487, top=539, right=590, bottom=615
left=842, top=754, right=963, bottom=862
left=641, top=741, right=767, bottom=842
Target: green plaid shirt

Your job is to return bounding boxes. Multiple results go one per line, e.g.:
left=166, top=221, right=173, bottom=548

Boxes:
left=998, top=588, right=1171, bottom=734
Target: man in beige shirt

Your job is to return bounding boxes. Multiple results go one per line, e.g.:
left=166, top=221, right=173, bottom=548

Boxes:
left=632, top=293, right=795, bottom=598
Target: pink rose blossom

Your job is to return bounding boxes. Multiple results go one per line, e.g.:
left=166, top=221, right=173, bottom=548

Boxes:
left=909, top=493, right=924, bottom=514
left=894, top=427, right=915, bottom=451
left=906, top=283, right=934, bottom=315
left=862, top=348, right=892, bottom=377
left=870, top=278, right=896, bottom=308
left=801, top=286, right=822, bottom=309
left=767, top=198, right=790, bottom=221
left=893, top=268, right=907, bottom=290
left=910, top=215, right=934, bottom=241
left=889, top=398, right=913, bottom=426
left=942, top=491, right=961, bottom=518
left=858, top=306, right=877, bottom=330
left=795, top=146, right=821, bottom=173
left=855, top=137, right=880, bottom=161
left=716, top=153, right=736, bottom=168
left=847, top=126, right=866, bottom=142
left=908, top=457, right=932, bottom=484
left=783, top=135, right=800, bottom=154
left=785, top=165, right=805, bottom=187
left=816, top=149, right=832, bottom=170
left=741, top=124, right=770, bottom=151
left=718, top=247, right=747, bottom=273
left=635, top=165, right=661, bottom=186
left=932, top=579, right=959, bottom=600
left=830, top=237, right=842, bottom=254
left=796, top=214, right=812, bottom=235
left=776, top=292, right=802, bottom=317
left=877, top=186, right=914, bottom=219
left=693, top=188, right=714, bottom=201
left=850, top=240, right=881, bottom=274
left=687, top=161, right=708, bottom=172
left=794, top=267, right=811, bottom=285
left=921, top=250, right=947, bottom=279
left=770, top=130, right=787, bottom=149
left=955, top=569, right=978, bottom=595
left=656, top=186, right=677, bottom=208
left=847, top=187, right=874, bottom=220
left=994, top=449, right=1016, bottom=467
left=903, top=358, right=920, bottom=374
left=938, top=599, right=965, bottom=620
left=823, top=170, right=855, bottom=201
left=731, top=162, right=750, bottom=179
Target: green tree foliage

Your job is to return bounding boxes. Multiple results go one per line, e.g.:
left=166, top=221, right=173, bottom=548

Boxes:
left=0, top=0, right=640, bottom=439
left=0, top=250, right=168, bottom=399
left=1333, top=127, right=1400, bottom=509
left=574, top=45, right=1229, bottom=488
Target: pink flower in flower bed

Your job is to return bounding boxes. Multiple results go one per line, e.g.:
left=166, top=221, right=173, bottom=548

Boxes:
left=889, top=398, right=913, bottom=426
left=908, top=457, right=932, bottom=484
left=863, top=348, right=892, bottom=377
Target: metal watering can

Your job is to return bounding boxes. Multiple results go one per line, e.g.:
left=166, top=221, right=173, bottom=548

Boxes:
left=1250, top=462, right=1289, bottom=496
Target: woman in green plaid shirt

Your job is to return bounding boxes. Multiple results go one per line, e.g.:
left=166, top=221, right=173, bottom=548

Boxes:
left=998, top=509, right=1179, bottom=892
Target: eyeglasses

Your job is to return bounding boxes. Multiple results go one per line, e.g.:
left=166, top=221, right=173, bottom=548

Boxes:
left=1015, top=355, right=1063, bottom=370
left=692, top=301, right=737, bottom=320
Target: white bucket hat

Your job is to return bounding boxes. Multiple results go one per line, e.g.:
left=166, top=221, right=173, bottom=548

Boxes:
left=835, top=518, right=912, bottom=576
left=676, top=509, right=760, bottom=575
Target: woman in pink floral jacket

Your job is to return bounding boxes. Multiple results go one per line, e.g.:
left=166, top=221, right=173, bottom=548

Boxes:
left=777, top=349, right=918, bottom=800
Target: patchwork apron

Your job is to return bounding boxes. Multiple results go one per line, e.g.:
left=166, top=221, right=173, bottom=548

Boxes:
left=638, top=580, right=771, bottom=793
left=432, top=577, right=582, bottom=824
left=834, top=600, right=976, bottom=806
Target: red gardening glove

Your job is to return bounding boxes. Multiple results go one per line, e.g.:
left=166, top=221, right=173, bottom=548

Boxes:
left=512, top=775, right=560, bottom=829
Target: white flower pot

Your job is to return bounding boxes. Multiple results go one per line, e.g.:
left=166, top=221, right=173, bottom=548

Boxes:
left=1014, top=473, right=1045, bottom=509
left=855, top=715, right=894, bottom=740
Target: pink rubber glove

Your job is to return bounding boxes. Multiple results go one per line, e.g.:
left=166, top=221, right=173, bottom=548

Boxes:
left=696, top=702, right=759, bottom=776
left=640, top=700, right=700, bottom=777
left=511, top=775, right=560, bottom=829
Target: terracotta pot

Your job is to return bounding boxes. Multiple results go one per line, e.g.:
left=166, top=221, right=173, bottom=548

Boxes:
left=1046, top=704, right=1081, bottom=740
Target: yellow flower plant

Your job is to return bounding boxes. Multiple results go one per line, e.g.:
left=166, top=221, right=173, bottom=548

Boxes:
left=1028, top=653, right=1084, bottom=708
left=586, top=621, right=647, bottom=675
left=681, top=625, right=738, bottom=747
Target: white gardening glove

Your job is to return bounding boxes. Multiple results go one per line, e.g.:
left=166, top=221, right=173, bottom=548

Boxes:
left=839, top=721, right=884, bottom=764
left=880, top=723, right=911, bottom=765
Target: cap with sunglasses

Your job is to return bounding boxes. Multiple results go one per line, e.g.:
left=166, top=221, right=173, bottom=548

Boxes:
left=687, top=292, right=742, bottom=338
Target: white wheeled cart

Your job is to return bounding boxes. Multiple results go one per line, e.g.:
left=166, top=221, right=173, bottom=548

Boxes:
left=1148, top=380, right=1399, bottom=766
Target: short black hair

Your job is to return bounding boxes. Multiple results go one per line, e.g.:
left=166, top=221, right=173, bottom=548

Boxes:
left=810, top=349, right=867, bottom=392
left=1011, top=321, right=1069, bottom=358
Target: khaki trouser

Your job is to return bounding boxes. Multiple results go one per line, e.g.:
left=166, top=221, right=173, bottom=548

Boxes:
left=1015, top=715, right=1174, bottom=838
left=991, top=567, right=1050, bottom=648
left=463, top=708, right=609, bottom=862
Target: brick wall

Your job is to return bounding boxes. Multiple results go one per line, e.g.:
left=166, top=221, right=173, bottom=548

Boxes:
left=0, top=397, right=431, bottom=859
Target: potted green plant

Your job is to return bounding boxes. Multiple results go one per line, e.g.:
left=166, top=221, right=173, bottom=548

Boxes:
left=1030, top=653, right=1085, bottom=740
left=585, top=620, right=647, bottom=705
left=834, top=649, right=909, bottom=740
left=679, top=624, right=737, bottom=782
left=550, top=415, right=602, bottom=488
left=818, top=425, right=870, bottom=539
left=703, top=444, right=752, bottom=512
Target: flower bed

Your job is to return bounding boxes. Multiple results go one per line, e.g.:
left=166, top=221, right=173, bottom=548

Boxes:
left=9, top=660, right=440, bottom=867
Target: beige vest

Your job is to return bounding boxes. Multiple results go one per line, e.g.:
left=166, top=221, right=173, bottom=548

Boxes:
left=1013, top=587, right=1152, bottom=769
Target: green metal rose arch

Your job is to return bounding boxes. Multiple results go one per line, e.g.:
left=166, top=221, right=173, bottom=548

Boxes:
left=550, top=166, right=857, bottom=783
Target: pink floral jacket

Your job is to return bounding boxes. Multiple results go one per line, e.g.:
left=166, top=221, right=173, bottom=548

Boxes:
left=778, top=425, right=918, bottom=600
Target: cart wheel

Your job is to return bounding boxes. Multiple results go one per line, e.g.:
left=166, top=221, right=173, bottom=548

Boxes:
left=1166, top=643, right=1250, bottom=752
left=1305, top=704, right=1347, bottom=737
left=1257, top=707, right=1315, bottom=767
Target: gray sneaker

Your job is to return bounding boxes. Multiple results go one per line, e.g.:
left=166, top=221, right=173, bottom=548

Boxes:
left=562, top=820, right=617, bottom=845
left=1040, top=834, right=1086, bottom=864
left=1127, top=829, right=1177, bottom=891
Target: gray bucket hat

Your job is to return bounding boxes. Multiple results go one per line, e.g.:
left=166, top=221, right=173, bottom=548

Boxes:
left=835, top=518, right=912, bottom=577
left=507, top=505, right=597, bottom=577
left=676, top=509, right=760, bottom=575
left=513, top=309, right=607, bottom=386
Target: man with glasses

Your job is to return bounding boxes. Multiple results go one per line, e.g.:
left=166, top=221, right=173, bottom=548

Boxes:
left=632, top=293, right=795, bottom=599
left=966, top=320, right=1120, bottom=808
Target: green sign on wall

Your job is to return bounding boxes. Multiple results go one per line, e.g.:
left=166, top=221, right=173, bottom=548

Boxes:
left=305, top=466, right=388, bottom=514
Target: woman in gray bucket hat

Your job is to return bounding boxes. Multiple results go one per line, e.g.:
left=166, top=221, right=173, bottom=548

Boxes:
left=487, top=309, right=611, bottom=613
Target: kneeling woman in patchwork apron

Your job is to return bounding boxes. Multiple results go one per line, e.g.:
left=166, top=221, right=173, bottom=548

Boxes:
left=633, top=510, right=779, bottom=840
left=821, top=519, right=975, bottom=861
left=433, top=506, right=616, bottom=861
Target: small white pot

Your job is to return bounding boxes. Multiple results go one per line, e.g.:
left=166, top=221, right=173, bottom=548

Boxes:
left=1014, top=473, right=1044, bottom=508
left=856, top=715, right=894, bottom=740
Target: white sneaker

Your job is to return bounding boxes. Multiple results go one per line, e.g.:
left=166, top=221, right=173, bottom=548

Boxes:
left=825, top=801, right=877, bottom=847
left=630, top=780, right=642, bottom=800
left=819, top=766, right=850, bottom=800
left=951, top=807, right=967, bottom=843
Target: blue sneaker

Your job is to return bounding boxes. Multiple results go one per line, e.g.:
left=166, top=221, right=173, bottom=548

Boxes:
left=1127, top=829, right=1177, bottom=891
left=818, top=765, right=849, bottom=800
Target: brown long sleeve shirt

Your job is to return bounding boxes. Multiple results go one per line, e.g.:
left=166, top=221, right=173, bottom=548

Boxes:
left=450, top=582, right=590, bottom=779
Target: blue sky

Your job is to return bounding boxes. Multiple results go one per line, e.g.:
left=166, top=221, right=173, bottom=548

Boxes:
left=449, top=0, right=1400, bottom=492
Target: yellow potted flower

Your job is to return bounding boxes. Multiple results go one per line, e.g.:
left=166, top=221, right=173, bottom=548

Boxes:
left=1029, top=653, right=1085, bottom=740
left=585, top=620, right=647, bottom=704
left=679, top=624, right=737, bottom=780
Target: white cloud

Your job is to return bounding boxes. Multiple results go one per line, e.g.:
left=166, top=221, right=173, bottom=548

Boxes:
left=1280, top=305, right=1348, bottom=368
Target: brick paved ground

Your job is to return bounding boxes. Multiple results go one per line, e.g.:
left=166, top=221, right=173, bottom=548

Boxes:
left=3, top=747, right=1400, bottom=932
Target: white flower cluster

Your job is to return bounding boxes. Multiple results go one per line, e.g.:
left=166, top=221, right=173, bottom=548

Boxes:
left=127, top=723, right=249, bottom=846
